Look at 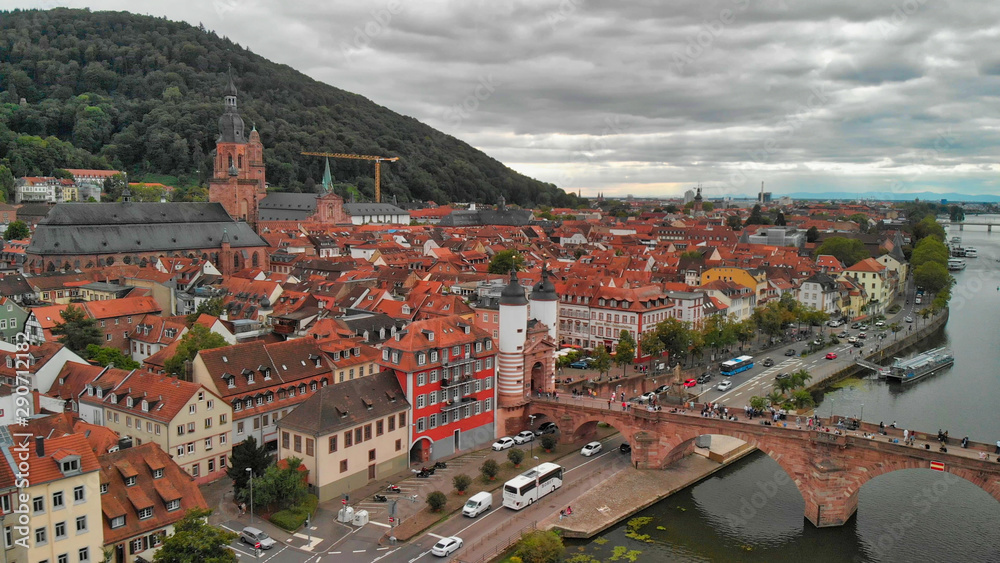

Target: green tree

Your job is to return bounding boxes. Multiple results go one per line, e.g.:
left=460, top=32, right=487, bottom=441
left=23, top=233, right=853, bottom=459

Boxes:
left=913, top=261, right=951, bottom=293
left=103, top=172, right=128, bottom=202
left=726, top=215, right=743, bottom=231
left=948, top=205, right=965, bottom=222
left=775, top=376, right=795, bottom=395
left=154, top=508, right=237, bottom=563
left=590, top=345, right=612, bottom=379
left=237, top=458, right=308, bottom=511
left=540, top=435, right=557, bottom=451
left=766, top=389, right=786, bottom=408
left=0, top=166, right=14, bottom=203
left=426, top=491, right=448, bottom=512
left=52, top=168, right=74, bottom=180
left=749, top=396, right=768, bottom=412
left=488, top=250, right=525, bottom=274
left=791, top=389, right=815, bottom=410
left=165, top=324, right=227, bottom=377
left=512, top=530, right=565, bottom=563
left=744, top=204, right=771, bottom=226
left=481, top=459, right=500, bottom=481
left=912, top=214, right=946, bottom=243
left=507, top=448, right=525, bottom=467
left=774, top=211, right=787, bottom=226
left=227, top=436, right=271, bottom=495
left=848, top=213, right=870, bottom=231
left=655, top=318, right=694, bottom=363
left=813, top=237, right=870, bottom=267
left=911, top=237, right=949, bottom=270
left=806, top=226, right=820, bottom=243
left=790, top=369, right=812, bottom=389
left=639, top=330, right=665, bottom=371
left=85, top=344, right=140, bottom=369
left=51, top=305, right=103, bottom=353
left=890, top=322, right=903, bottom=341
left=453, top=474, right=472, bottom=495
left=186, top=297, right=225, bottom=323
left=701, top=201, right=715, bottom=212
left=3, top=221, right=30, bottom=240
left=614, top=330, right=636, bottom=376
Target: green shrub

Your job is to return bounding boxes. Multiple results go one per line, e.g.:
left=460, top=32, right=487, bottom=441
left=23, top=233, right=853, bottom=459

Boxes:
left=453, top=474, right=472, bottom=494
left=426, top=491, right=447, bottom=512
left=481, top=459, right=500, bottom=481
left=267, top=494, right=317, bottom=531
left=512, top=530, right=565, bottom=563
left=540, top=435, right=557, bottom=450
left=507, top=448, right=525, bottom=467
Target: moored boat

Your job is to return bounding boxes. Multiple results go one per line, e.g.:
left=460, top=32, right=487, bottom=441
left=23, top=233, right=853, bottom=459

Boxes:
left=883, top=347, right=954, bottom=382
left=947, top=258, right=966, bottom=271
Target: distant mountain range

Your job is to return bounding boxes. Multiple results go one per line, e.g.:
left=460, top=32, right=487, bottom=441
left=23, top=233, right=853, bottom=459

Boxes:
left=774, top=191, right=1000, bottom=203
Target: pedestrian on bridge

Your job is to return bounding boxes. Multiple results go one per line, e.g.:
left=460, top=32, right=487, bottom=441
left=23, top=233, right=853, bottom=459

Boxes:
left=995, top=440, right=1000, bottom=454
left=903, top=429, right=909, bottom=443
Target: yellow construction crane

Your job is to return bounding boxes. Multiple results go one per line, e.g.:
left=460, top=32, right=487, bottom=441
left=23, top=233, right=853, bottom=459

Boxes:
left=301, top=152, right=399, bottom=203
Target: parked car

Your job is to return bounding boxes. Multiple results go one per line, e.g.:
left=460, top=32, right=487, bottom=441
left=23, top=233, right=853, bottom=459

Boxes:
left=785, top=348, right=796, bottom=356
left=569, top=360, right=590, bottom=369
left=654, top=385, right=670, bottom=394
left=534, top=422, right=558, bottom=436
left=716, top=379, right=734, bottom=392
left=696, top=373, right=713, bottom=384
left=620, top=443, right=631, bottom=454
left=837, top=331, right=850, bottom=338
left=853, top=341, right=863, bottom=348
left=848, top=336, right=858, bottom=343
left=682, top=379, right=697, bottom=388
left=581, top=441, right=602, bottom=456
left=813, top=339, right=823, bottom=346
left=858, top=332, right=867, bottom=339
left=431, top=537, right=463, bottom=557
left=514, top=431, right=535, bottom=444
left=492, top=437, right=515, bottom=451
left=851, top=322, right=862, bottom=329
left=875, top=320, right=886, bottom=327
left=241, top=528, right=276, bottom=550
left=825, top=352, right=838, bottom=360
left=914, top=296, right=922, bottom=304
left=761, top=358, right=775, bottom=367
left=638, top=391, right=659, bottom=402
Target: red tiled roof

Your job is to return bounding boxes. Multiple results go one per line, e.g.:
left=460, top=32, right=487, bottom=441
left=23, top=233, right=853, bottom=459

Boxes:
left=19, top=433, right=101, bottom=486
left=82, top=296, right=161, bottom=319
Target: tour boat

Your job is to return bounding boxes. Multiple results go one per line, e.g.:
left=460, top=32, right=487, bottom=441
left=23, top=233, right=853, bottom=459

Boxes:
left=883, top=348, right=954, bottom=383
left=963, top=247, right=977, bottom=258
left=947, top=258, right=966, bottom=271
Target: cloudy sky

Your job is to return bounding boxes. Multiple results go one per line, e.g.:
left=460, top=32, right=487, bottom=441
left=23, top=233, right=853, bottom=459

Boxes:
left=17, top=0, right=1000, bottom=198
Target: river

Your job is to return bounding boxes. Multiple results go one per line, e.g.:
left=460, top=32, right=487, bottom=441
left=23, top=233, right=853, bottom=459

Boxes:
left=567, top=221, right=1000, bottom=562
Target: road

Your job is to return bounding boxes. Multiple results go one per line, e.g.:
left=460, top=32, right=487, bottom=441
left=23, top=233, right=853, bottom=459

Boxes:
left=224, top=434, right=630, bottom=563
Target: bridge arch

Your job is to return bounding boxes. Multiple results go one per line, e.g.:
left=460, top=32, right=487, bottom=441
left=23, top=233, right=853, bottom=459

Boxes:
left=854, top=459, right=1000, bottom=506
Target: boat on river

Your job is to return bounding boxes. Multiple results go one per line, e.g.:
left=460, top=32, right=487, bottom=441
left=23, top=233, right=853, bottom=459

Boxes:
left=963, top=246, right=977, bottom=258
left=882, top=347, right=954, bottom=383
left=948, top=258, right=966, bottom=271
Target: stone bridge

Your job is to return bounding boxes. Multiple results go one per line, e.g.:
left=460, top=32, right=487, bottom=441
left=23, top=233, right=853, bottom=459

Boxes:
left=529, top=399, right=1000, bottom=528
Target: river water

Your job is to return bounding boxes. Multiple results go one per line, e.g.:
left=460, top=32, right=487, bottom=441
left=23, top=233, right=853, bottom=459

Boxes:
left=567, top=222, right=1000, bottom=562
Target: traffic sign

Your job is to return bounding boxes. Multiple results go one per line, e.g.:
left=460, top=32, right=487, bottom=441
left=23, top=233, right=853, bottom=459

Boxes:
left=930, top=461, right=945, bottom=472
left=342, top=498, right=347, bottom=505
left=389, top=516, right=394, bottom=523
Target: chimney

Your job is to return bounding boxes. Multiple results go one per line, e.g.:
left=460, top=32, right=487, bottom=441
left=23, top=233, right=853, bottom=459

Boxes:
left=35, top=436, right=44, bottom=457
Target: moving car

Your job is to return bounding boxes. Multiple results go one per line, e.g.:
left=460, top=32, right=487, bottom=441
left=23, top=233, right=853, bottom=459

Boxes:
left=492, top=437, right=515, bottom=451
left=848, top=336, right=858, bottom=343
left=654, top=385, right=670, bottom=394
left=775, top=372, right=790, bottom=380
left=875, top=320, right=886, bottom=327
left=514, top=431, right=535, bottom=444
left=620, top=443, right=631, bottom=454
left=813, top=339, right=823, bottom=346
left=636, top=391, right=658, bottom=403
left=581, top=441, right=602, bottom=456
left=785, top=349, right=797, bottom=356
left=569, top=359, right=591, bottom=369
left=240, top=527, right=276, bottom=550
left=762, top=358, right=775, bottom=367
left=696, top=373, right=713, bottom=384
left=682, top=379, right=697, bottom=388
left=838, top=331, right=850, bottom=338
left=431, top=536, right=463, bottom=557
left=463, top=492, right=492, bottom=518
left=853, top=341, right=863, bottom=348
left=858, top=332, right=867, bottom=339
left=534, top=422, right=558, bottom=436
left=716, top=379, right=734, bottom=392
left=825, top=352, right=838, bottom=360
left=851, top=322, right=862, bottom=329
left=905, top=316, right=913, bottom=323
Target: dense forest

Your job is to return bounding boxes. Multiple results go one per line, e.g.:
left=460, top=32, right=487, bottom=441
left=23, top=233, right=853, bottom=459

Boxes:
left=0, top=8, right=581, bottom=207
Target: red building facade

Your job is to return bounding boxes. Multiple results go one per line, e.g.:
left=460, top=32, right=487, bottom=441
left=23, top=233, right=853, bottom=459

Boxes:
left=380, top=315, right=497, bottom=463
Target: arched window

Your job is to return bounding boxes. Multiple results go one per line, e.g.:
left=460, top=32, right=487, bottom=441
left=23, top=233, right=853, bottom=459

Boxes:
left=228, top=155, right=234, bottom=168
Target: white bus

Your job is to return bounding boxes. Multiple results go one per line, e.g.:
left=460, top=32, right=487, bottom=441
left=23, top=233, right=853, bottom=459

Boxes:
left=502, top=462, right=564, bottom=510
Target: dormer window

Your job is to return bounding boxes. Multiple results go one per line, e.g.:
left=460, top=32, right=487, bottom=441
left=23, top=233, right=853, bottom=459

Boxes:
left=333, top=351, right=341, bottom=361
left=153, top=468, right=163, bottom=479
left=126, top=476, right=137, bottom=487
left=430, top=351, right=438, bottom=362
left=126, top=397, right=133, bottom=408
left=110, top=393, right=117, bottom=403
left=60, top=458, right=81, bottom=476
left=100, top=483, right=109, bottom=495
left=97, top=388, right=103, bottom=398
left=141, top=400, right=148, bottom=412
left=353, top=347, right=360, bottom=356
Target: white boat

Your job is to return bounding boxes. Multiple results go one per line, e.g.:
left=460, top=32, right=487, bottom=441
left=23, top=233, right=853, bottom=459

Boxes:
left=963, top=247, right=977, bottom=258
left=951, top=236, right=962, bottom=244
left=947, top=258, right=966, bottom=271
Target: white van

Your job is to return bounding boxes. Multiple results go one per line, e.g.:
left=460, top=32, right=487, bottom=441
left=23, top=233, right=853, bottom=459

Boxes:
left=463, top=492, right=492, bottom=517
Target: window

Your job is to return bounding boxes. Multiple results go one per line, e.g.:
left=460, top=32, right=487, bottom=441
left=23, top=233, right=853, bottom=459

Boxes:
left=110, top=516, right=125, bottom=529
left=345, top=431, right=353, bottom=448
left=376, top=420, right=384, bottom=436
left=205, top=437, right=213, bottom=451
left=282, top=432, right=290, bottom=449
left=187, top=422, right=195, bottom=433
left=364, top=424, right=372, bottom=441
left=417, top=372, right=425, bottom=385
left=126, top=476, right=137, bottom=487
left=35, top=527, right=46, bottom=545
left=52, top=491, right=64, bottom=509
left=399, top=412, right=406, bottom=427
left=176, top=446, right=184, bottom=457
left=430, top=369, right=438, bottom=383
left=191, top=464, right=200, bottom=478
left=73, top=486, right=84, bottom=503
left=32, top=496, right=44, bottom=514
left=368, top=449, right=376, bottom=461
left=395, top=439, right=402, bottom=451
left=187, top=443, right=195, bottom=455
left=237, top=421, right=244, bottom=435
left=388, top=416, right=396, bottom=431
left=429, top=414, right=437, bottom=429
left=340, top=460, right=348, bottom=473
left=220, top=433, right=227, bottom=445
left=485, top=398, right=492, bottom=411
left=79, top=546, right=90, bottom=562
left=220, top=413, right=227, bottom=424
left=75, top=515, right=87, bottom=533
left=153, top=468, right=163, bottom=479
left=329, top=435, right=337, bottom=453
left=55, top=521, right=66, bottom=539
left=416, top=418, right=425, bottom=432
left=138, top=507, right=152, bottom=520
left=167, top=499, right=180, bottom=511
left=205, top=417, right=212, bottom=429
left=306, top=438, right=314, bottom=456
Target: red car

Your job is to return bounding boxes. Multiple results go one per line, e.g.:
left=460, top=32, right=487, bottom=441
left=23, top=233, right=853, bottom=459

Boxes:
left=683, top=378, right=698, bottom=387
left=825, top=352, right=838, bottom=360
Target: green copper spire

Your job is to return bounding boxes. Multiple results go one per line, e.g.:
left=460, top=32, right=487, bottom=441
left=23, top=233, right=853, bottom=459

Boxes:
left=322, top=157, right=333, bottom=193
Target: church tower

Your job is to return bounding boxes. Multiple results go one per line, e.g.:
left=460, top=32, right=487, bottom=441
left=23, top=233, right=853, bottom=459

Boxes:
left=208, top=72, right=267, bottom=228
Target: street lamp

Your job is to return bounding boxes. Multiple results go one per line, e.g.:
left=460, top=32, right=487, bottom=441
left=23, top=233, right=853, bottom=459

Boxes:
left=860, top=403, right=864, bottom=423
left=528, top=415, right=537, bottom=459
left=246, top=467, right=254, bottom=525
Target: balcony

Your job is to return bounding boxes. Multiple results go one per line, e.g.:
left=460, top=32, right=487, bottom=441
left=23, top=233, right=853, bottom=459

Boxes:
left=440, top=374, right=474, bottom=390
left=441, top=396, right=477, bottom=412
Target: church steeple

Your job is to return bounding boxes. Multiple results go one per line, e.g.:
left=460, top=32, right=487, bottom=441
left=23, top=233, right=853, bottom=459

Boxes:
left=322, top=157, right=333, bottom=193
left=217, top=69, right=246, bottom=144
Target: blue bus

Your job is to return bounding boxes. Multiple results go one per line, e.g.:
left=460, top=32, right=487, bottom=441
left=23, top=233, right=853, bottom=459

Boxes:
left=720, top=355, right=754, bottom=376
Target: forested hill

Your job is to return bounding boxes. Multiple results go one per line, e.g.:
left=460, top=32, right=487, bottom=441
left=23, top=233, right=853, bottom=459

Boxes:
left=0, top=8, right=580, bottom=207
